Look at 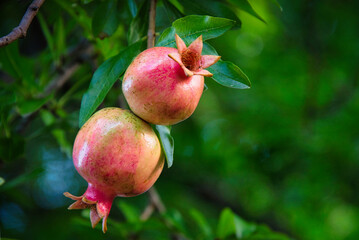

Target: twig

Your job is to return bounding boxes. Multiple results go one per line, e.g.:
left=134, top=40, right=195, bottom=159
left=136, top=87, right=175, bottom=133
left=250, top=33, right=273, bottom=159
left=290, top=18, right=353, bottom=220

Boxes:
left=147, top=0, right=157, bottom=48
left=0, top=0, right=46, bottom=47
left=44, top=63, right=81, bottom=95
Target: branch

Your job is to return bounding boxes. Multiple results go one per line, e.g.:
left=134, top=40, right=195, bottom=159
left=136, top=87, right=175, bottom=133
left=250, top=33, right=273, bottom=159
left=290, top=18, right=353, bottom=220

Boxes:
left=147, top=0, right=157, bottom=48
left=0, top=0, right=46, bottom=48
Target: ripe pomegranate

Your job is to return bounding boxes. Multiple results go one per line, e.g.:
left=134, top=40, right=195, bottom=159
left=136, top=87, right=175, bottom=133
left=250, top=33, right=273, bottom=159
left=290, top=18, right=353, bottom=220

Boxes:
left=64, top=108, right=164, bottom=233
left=122, top=34, right=220, bottom=125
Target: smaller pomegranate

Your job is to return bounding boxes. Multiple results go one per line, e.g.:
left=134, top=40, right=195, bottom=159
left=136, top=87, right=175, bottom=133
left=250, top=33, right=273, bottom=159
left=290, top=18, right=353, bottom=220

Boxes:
left=64, top=108, right=164, bottom=233
left=122, top=34, right=220, bottom=125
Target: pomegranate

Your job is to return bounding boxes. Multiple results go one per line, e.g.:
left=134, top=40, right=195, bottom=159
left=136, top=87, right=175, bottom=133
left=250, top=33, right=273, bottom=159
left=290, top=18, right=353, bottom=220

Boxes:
left=64, top=107, right=164, bottom=233
left=122, top=34, right=220, bottom=125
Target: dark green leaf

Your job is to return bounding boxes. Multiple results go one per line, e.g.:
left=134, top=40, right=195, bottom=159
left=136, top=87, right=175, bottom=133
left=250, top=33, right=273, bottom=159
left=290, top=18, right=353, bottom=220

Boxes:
left=118, top=202, right=140, bottom=223
left=0, top=42, right=35, bottom=85
left=217, top=208, right=236, bottom=239
left=92, top=0, right=120, bottom=38
left=127, top=0, right=138, bottom=17
left=204, top=83, right=208, bottom=92
left=156, top=15, right=235, bottom=47
left=227, top=0, right=266, bottom=23
left=0, top=135, right=25, bottom=162
left=156, top=0, right=184, bottom=32
left=0, top=90, right=17, bottom=107
left=163, top=0, right=184, bottom=20
left=81, top=0, right=94, bottom=4
left=207, top=60, right=251, bottom=89
left=269, top=0, right=283, bottom=12
left=128, top=0, right=150, bottom=44
left=163, top=209, right=187, bottom=234
left=154, top=125, right=174, bottom=168
left=246, top=225, right=291, bottom=240
left=79, top=40, right=145, bottom=127
left=190, top=209, right=213, bottom=238
left=17, top=94, right=53, bottom=116
left=178, top=0, right=241, bottom=28
left=0, top=168, right=43, bottom=192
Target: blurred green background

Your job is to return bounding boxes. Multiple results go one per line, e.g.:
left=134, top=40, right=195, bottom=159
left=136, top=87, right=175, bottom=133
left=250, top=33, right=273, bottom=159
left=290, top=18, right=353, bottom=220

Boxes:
left=1, top=0, right=359, bottom=239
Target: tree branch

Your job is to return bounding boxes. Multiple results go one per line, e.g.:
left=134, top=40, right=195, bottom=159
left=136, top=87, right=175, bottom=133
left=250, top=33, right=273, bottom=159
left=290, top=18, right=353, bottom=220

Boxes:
left=0, top=0, right=46, bottom=48
left=147, top=0, right=157, bottom=48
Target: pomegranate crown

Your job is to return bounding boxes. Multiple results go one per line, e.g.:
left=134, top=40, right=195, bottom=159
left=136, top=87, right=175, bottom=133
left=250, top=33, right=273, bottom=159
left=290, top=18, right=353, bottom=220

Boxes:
left=168, top=34, right=221, bottom=77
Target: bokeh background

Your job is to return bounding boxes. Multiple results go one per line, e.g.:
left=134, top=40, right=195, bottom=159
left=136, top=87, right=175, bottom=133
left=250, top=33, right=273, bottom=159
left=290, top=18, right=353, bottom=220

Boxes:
left=1, top=0, right=359, bottom=239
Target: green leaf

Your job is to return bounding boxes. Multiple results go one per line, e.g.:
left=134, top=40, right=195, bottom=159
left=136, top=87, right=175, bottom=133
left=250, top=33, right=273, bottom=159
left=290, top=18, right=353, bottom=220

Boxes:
left=0, top=135, right=25, bottom=162
left=38, top=12, right=56, bottom=60
left=217, top=208, right=236, bottom=239
left=17, top=94, right=53, bottom=116
left=0, top=42, right=35, bottom=85
left=127, top=0, right=150, bottom=44
left=154, top=125, right=174, bottom=168
left=0, top=177, right=4, bottom=186
left=203, top=83, right=208, bottom=92
left=54, top=17, right=66, bottom=60
left=163, top=209, right=187, bottom=234
left=52, top=129, right=72, bottom=157
left=92, top=0, right=120, bottom=38
left=127, top=0, right=138, bottom=17
left=178, top=0, right=241, bottom=28
left=227, top=0, right=266, bottom=23
left=207, top=60, right=251, bottom=89
left=163, top=0, right=184, bottom=21
left=79, top=40, right=145, bottom=127
left=0, top=168, right=43, bottom=192
left=81, top=0, right=94, bottom=4
left=190, top=209, right=213, bottom=238
left=0, top=90, right=17, bottom=107
left=246, top=225, right=291, bottom=240
left=233, top=215, right=256, bottom=238
left=269, top=0, right=283, bottom=12
left=40, top=109, right=56, bottom=126
left=118, top=202, right=140, bottom=223
left=156, top=15, right=235, bottom=47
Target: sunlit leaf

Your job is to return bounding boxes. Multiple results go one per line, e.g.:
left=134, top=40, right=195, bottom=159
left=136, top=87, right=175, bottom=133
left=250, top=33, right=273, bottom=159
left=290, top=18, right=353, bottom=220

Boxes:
left=0, top=177, right=5, bottom=186
left=217, top=208, right=236, bottom=239
left=227, top=0, right=266, bottom=23
left=156, top=15, right=235, bottom=47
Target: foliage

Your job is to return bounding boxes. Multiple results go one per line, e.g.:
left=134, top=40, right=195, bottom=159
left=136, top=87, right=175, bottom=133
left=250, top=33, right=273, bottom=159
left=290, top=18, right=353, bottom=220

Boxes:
left=1, top=0, right=359, bottom=239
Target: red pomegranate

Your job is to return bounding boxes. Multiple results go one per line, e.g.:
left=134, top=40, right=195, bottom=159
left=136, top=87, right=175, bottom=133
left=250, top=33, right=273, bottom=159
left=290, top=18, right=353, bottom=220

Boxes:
left=122, top=34, right=220, bottom=125
left=64, top=108, right=164, bottom=233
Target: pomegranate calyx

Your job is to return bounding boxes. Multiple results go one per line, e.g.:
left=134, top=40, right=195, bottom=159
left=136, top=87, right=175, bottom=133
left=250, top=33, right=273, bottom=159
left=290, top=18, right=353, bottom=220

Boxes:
left=64, top=188, right=114, bottom=233
left=170, top=34, right=221, bottom=77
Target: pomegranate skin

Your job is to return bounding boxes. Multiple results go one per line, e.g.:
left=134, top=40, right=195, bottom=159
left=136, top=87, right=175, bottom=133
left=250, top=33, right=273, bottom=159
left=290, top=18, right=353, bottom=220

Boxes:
left=64, top=107, right=164, bottom=232
left=122, top=47, right=204, bottom=125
